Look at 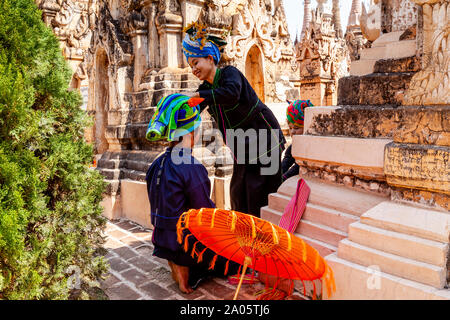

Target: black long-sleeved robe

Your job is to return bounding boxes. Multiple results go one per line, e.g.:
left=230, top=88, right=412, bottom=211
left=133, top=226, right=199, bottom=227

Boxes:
left=146, top=147, right=239, bottom=288
left=197, top=65, right=286, bottom=217
left=281, top=144, right=299, bottom=181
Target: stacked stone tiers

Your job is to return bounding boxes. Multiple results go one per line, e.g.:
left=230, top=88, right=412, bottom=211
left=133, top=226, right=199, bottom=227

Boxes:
left=339, top=55, right=421, bottom=106
left=326, top=201, right=450, bottom=300
left=304, top=105, right=450, bottom=212
left=307, top=105, right=450, bottom=146
left=268, top=93, right=449, bottom=299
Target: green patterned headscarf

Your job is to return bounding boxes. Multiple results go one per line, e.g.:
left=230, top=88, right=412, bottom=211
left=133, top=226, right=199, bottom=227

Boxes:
left=146, top=94, right=201, bottom=142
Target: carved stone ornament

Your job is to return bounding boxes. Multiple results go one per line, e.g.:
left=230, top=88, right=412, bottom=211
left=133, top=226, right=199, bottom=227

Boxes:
left=42, top=0, right=94, bottom=60
left=296, top=8, right=350, bottom=80
left=200, top=0, right=233, bottom=30
left=223, top=0, right=293, bottom=63
left=122, top=10, right=149, bottom=35
left=404, top=0, right=450, bottom=105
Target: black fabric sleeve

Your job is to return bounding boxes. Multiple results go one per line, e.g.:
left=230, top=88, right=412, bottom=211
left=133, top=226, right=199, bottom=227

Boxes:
left=282, top=163, right=299, bottom=181
left=196, top=83, right=210, bottom=113
left=281, top=145, right=295, bottom=174
left=197, top=67, right=242, bottom=106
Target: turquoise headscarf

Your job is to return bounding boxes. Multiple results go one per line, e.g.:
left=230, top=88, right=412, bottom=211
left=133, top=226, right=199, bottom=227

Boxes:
left=146, top=94, right=201, bottom=142
left=182, top=22, right=226, bottom=65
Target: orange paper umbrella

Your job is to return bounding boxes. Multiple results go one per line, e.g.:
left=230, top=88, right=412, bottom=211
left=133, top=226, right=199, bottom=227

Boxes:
left=177, top=208, right=335, bottom=300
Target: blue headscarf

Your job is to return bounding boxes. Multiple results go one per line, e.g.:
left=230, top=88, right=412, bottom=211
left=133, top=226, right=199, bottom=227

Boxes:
left=182, top=22, right=226, bottom=65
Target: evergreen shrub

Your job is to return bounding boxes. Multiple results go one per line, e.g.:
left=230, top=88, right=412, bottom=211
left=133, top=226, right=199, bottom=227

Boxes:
left=0, top=0, right=108, bottom=299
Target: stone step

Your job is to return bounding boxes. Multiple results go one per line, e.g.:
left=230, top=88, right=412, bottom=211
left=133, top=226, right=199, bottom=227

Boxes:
left=360, top=201, right=450, bottom=243
left=97, top=158, right=122, bottom=170
left=338, top=72, right=416, bottom=105
left=294, top=233, right=337, bottom=258
left=261, top=206, right=337, bottom=256
left=359, top=40, right=416, bottom=61
left=297, top=219, right=348, bottom=248
left=338, top=239, right=446, bottom=288
left=360, top=46, right=388, bottom=60
left=371, top=31, right=404, bottom=47
left=373, top=56, right=421, bottom=73
left=108, top=108, right=156, bottom=125
left=103, top=179, right=121, bottom=195
left=123, top=159, right=152, bottom=173
left=106, top=124, right=147, bottom=140
left=325, top=253, right=450, bottom=300
left=125, top=151, right=162, bottom=163
left=268, top=193, right=358, bottom=233
left=303, top=204, right=359, bottom=234
left=385, top=40, right=416, bottom=60
left=121, top=169, right=147, bottom=182
left=267, top=192, right=291, bottom=212
left=278, top=176, right=387, bottom=217
left=350, top=59, right=377, bottom=76
left=261, top=206, right=347, bottom=248
left=99, top=168, right=122, bottom=180
left=292, top=135, right=391, bottom=174
left=98, top=151, right=129, bottom=161
left=348, top=222, right=448, bottom=267
left=261, top=205, right=284, bottom=226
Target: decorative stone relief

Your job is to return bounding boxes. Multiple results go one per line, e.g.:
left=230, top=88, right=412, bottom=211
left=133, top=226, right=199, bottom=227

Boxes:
left=201, top=0, right=234, bottom=30
left=384, top=142, right=450, bottom=195
left=51, top=0, right=93, bottom=59
left=223, top=0, right=292, bottom=64
left=404, top=0, right=450, bottom=105
left=295, top=5, right=350, bottom=105
left=38, top=0, right=96, bottom=90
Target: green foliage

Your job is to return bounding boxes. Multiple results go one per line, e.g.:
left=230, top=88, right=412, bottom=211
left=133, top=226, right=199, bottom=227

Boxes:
left=0, top=0, right=108, bottom=299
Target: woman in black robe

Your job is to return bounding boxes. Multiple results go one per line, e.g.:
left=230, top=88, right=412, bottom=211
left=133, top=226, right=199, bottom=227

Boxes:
left=182, top=23, right=286, bottom=217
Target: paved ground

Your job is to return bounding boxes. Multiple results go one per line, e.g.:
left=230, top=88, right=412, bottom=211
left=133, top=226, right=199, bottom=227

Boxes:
left=100, top=218, right=306, bottom=300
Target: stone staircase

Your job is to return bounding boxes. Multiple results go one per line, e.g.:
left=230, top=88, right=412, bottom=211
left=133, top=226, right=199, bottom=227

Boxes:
left=326, top=201, right=450, bottom=299
left=261, top=175, right=388, bottom=257
left=350, top=31, right=416, bottom=76
left=261, top=174, right=450, bottom=299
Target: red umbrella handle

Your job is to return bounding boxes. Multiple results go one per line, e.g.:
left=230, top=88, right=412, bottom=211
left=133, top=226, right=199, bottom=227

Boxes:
left=233, top=256, right=253, bottom=300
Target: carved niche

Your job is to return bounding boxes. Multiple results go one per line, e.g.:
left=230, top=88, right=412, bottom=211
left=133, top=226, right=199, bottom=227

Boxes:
left=223, top=0, right=293, bottom=65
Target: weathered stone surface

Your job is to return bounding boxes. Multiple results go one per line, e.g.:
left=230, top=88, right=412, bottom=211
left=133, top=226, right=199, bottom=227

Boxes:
left=307, top=105, right=450, bottom=147
left=391, top=188, right=450, bottom=213
left=373, top=55, right=421, bottom=73
left=338, top=72, right=415, bottom=105
left=337, top=76, right=361, bottom=105
left=384, top=142, right=450, bottom=195
left=399, top=25, right=417, bottom=41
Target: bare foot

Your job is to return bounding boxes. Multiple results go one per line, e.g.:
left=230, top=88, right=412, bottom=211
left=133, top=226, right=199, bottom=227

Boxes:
left=172, top=263, right=194, bottom=294
left=168, top=261, right=178, bottom=283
